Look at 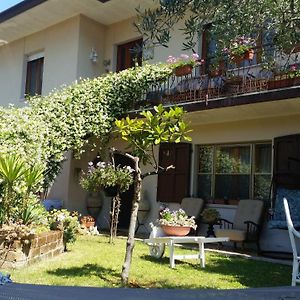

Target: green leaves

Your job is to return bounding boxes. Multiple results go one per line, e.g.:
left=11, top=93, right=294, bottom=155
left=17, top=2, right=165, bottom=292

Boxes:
left=114, top=104, right=192, bottom=165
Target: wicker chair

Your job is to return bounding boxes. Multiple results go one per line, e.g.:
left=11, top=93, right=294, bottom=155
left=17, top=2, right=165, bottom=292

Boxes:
left=215, top=199, right=264, bottom=252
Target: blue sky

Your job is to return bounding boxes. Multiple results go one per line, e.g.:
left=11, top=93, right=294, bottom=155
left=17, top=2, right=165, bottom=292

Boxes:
left=0, top=0, right=23, bottom=13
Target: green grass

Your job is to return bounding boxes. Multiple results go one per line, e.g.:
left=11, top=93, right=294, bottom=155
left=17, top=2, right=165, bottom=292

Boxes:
left=2, top=235, right=291, bottom=289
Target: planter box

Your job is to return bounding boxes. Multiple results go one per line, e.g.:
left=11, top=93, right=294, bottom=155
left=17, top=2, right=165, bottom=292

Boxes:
left=0, top=230, right=63, bottom=269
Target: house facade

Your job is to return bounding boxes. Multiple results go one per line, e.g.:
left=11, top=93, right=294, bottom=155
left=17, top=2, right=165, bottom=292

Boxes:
left=0, top=0, right=300, bottom=253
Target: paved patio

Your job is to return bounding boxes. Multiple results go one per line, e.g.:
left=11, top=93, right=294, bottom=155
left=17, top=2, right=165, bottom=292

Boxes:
left=0, top=284, right=299, bottom=300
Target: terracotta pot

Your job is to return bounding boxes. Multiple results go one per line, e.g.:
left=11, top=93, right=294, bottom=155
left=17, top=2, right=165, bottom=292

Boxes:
left=174, top=65, right=193, bottom=76
left=244, top=49, right=254, bottom=60
left=81, top=220, right=95, bottom=229
left=161, top=225, right=191, bottom=236
left=231, top=54, right=244, bottom=65
left=268, top=78, right=295, bottom=90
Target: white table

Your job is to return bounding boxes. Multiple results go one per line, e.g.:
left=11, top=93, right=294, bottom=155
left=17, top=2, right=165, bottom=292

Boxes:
left=144, top=236, right=229, bottom=268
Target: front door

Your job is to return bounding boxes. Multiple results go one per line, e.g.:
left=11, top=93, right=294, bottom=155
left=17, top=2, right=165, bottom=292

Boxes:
left=157, top=143, right=192, bottom=203
left=116, top=38, right=143, bottom=72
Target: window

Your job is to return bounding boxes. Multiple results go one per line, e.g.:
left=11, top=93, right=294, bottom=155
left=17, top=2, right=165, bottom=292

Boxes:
left=25, top=53, right=44, bottom=96
left=197, top=143, right=272, bottom=203
left=116, top=39, right=143, bottom=72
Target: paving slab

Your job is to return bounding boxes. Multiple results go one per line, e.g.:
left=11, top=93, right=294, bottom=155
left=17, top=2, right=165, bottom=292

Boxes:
left=0, top=284, right=299, bottom=300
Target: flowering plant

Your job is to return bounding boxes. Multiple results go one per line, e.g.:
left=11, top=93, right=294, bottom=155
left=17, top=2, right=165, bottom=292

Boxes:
left=80, top=161, right=134, bottom=193
left=222, top=36, right=256, bottom=58
left=166, top=53, right=204, bottom=69
left=201, top=208, right=220, bottom=224
left=287, top=64, right=300, bottom=78
left=157, top=208, right=197, bottom=230
left=81, top=215, right=95, bottom=223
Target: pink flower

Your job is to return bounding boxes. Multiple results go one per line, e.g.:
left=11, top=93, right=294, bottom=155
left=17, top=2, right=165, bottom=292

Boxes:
left=180, top=54, right=189, bottom=60
left=291, top=64, right=297, bottom=71
left=191, top=53, right=199, bottom=60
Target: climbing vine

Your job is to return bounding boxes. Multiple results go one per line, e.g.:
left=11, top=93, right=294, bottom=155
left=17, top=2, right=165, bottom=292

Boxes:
left=0, top=63, right=173, bottom=188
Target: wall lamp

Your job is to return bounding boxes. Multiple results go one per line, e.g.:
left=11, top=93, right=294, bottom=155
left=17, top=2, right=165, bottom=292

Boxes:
left=90, top=48, right=98, bottom=63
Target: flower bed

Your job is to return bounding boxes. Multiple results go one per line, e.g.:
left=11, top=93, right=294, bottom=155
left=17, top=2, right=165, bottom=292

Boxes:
left=0, top=230, right=63, bottom=269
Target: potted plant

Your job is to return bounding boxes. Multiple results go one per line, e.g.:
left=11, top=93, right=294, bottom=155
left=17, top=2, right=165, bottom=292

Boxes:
left=201, top=208, right=220, bottom=224
left=157, top=208, right=197, bottom=236
left=80, top=161, right=134, bottom=196
left=222, top=36, right=256, bottom=64
left=80, top=215, right=95, bottom=229
left=166, top=53, right=204, bottom=76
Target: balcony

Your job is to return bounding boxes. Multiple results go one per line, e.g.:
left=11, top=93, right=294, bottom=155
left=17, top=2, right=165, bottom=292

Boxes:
left=134, top=48, right=300, bottom=113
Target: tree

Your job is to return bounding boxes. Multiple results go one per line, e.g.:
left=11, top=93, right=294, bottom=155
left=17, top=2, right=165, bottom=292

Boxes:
left=135, top=0, right=300, bottom=52
left=114, top=104, right=191, bottom=285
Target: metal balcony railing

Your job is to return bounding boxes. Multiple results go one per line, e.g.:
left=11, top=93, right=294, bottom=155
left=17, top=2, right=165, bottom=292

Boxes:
left=135, top=47, right=300, bottom=110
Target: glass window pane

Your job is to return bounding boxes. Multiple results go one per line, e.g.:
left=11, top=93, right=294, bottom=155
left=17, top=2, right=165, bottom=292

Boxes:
left=215, top=175, right=250, bottom=201
left=254, top=174, right=271, bottom=200
left=199, top=146, right=213, bottom=173
left=216, top=145, right=250, bottom=174
left=255, top=144, right=271, bottom=173
left=197, top=174, right=212, bottom=201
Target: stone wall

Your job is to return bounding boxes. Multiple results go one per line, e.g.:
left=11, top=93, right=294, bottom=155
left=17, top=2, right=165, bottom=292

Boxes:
left=0, top=230, right=64, bottom=269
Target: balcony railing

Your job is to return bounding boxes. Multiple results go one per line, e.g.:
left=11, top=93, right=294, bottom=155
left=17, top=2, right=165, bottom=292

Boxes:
left=135, top=48, right=300, bottom=110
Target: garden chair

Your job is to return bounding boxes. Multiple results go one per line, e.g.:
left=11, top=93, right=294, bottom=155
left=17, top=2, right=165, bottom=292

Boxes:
left=283, top=197, right=300, bottom=286
left=215, top=199, right=264, bottom=253
left=180, top=197, right=205, bottom=230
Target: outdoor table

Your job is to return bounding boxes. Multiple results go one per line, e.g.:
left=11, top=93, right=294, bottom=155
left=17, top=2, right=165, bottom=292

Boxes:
left=144, top=236, right=229, bottom=268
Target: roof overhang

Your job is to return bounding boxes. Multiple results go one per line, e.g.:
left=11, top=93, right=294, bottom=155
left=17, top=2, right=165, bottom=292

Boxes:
left=0, top=0, right=153, bottom=43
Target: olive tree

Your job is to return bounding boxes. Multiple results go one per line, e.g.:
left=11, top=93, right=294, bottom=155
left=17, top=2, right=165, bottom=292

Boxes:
left=114, top=104, right=191, bottom=285
left=135, top=0, right=300, bottom=52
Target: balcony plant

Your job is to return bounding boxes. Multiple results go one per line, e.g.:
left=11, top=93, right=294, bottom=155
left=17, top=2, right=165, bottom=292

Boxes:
left=201, top=208, right=220, bottom=224
left=222, top=36, right=256, bottom=64
left=166, top=53, right=204, bottom=76
left=157, top=208, right=197, bottom=236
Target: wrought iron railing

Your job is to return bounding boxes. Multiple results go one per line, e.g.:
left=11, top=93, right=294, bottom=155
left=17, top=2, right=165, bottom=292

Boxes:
left=135, top=48, right=300, bottom=110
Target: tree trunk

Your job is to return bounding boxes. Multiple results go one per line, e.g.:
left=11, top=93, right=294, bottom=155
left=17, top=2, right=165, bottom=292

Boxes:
left=121, top=156, right=141, bottom=285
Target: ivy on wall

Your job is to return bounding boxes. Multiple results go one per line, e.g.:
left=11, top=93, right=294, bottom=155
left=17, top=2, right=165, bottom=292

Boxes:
left=0, top=63, right=173, bottom=187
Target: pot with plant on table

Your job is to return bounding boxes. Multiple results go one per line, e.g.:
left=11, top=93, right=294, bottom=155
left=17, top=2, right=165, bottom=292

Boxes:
left=201, top=208, right=220, bottom=237
left=158, top=208, right=197, bottom=236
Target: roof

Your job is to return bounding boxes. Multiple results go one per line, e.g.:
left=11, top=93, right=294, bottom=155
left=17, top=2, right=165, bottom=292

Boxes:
left=0, top=0, right=154, bottom=43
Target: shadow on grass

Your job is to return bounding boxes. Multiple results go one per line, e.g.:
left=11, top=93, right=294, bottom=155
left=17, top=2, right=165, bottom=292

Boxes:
left=141, top=253, right=290, bottom=288
left=47, top=263, right=120, bottom=285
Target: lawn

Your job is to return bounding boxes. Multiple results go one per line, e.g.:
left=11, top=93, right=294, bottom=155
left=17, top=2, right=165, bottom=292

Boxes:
left=3, top=235, right=290, bottom=289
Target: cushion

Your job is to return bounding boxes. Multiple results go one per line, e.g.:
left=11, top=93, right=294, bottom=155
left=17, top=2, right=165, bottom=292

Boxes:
left=180, top=198, right=204, bottom=218
left=215, top=229, right=246, bottom=242
left=233, top=200, right=264, bottom=230
left=269, top=187, right=300, bottom=229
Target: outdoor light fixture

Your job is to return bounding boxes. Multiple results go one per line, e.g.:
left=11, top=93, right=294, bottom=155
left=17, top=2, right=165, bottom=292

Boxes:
left=90, top=48, right=98, bottom=63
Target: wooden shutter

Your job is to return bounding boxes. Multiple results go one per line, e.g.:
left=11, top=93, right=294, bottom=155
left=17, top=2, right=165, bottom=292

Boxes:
left=157, top=143, right=192, bottom=203
left=273, top=134, right=300, bottom=190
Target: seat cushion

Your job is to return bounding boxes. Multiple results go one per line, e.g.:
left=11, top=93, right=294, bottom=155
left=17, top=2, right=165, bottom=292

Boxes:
left=215, top=228, right=246, bottom=242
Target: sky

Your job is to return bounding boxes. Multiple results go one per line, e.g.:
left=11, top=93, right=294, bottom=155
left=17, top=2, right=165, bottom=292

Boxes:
left=0, top=0, right=23, bottom=13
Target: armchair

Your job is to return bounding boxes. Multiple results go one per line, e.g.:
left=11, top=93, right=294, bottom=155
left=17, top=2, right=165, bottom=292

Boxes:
left=215, top=199, right=264, bottom=253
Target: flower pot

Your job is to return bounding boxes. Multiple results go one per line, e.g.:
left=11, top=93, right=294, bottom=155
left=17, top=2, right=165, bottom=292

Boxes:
left=161, top=225, right=191, bottom=236
left=81, top=220, right=95, bottom=229
left=174, top=65, right=193, bottom=76
left=244, top=49, right=254, bottom=60
left=231, top=54, right=244, bottom=65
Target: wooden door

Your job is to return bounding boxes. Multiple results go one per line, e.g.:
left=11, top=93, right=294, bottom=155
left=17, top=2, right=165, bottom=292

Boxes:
left=157, top=143, right=192, bottom=203
left=116, top=38, right=143, bottom=72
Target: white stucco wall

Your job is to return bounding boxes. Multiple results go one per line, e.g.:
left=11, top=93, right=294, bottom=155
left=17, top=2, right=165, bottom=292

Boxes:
left=0, top=16, right=81, bottom=106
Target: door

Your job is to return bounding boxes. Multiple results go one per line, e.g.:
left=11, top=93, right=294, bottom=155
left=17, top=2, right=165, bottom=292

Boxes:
left=157, top=143, right=192, bottom=203
left=113, top=153, right=135, bottom=229
left=116, top=38, right=143, bottom=72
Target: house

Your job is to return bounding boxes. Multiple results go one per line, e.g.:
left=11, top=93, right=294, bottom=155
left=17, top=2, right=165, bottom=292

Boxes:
left=0, top=0, right=300, bottom=254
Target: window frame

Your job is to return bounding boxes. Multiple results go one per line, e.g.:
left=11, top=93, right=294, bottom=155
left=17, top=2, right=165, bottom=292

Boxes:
left=196, top=141, right=272, bottom=203
left=25, top=52, right=44, bottom=97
